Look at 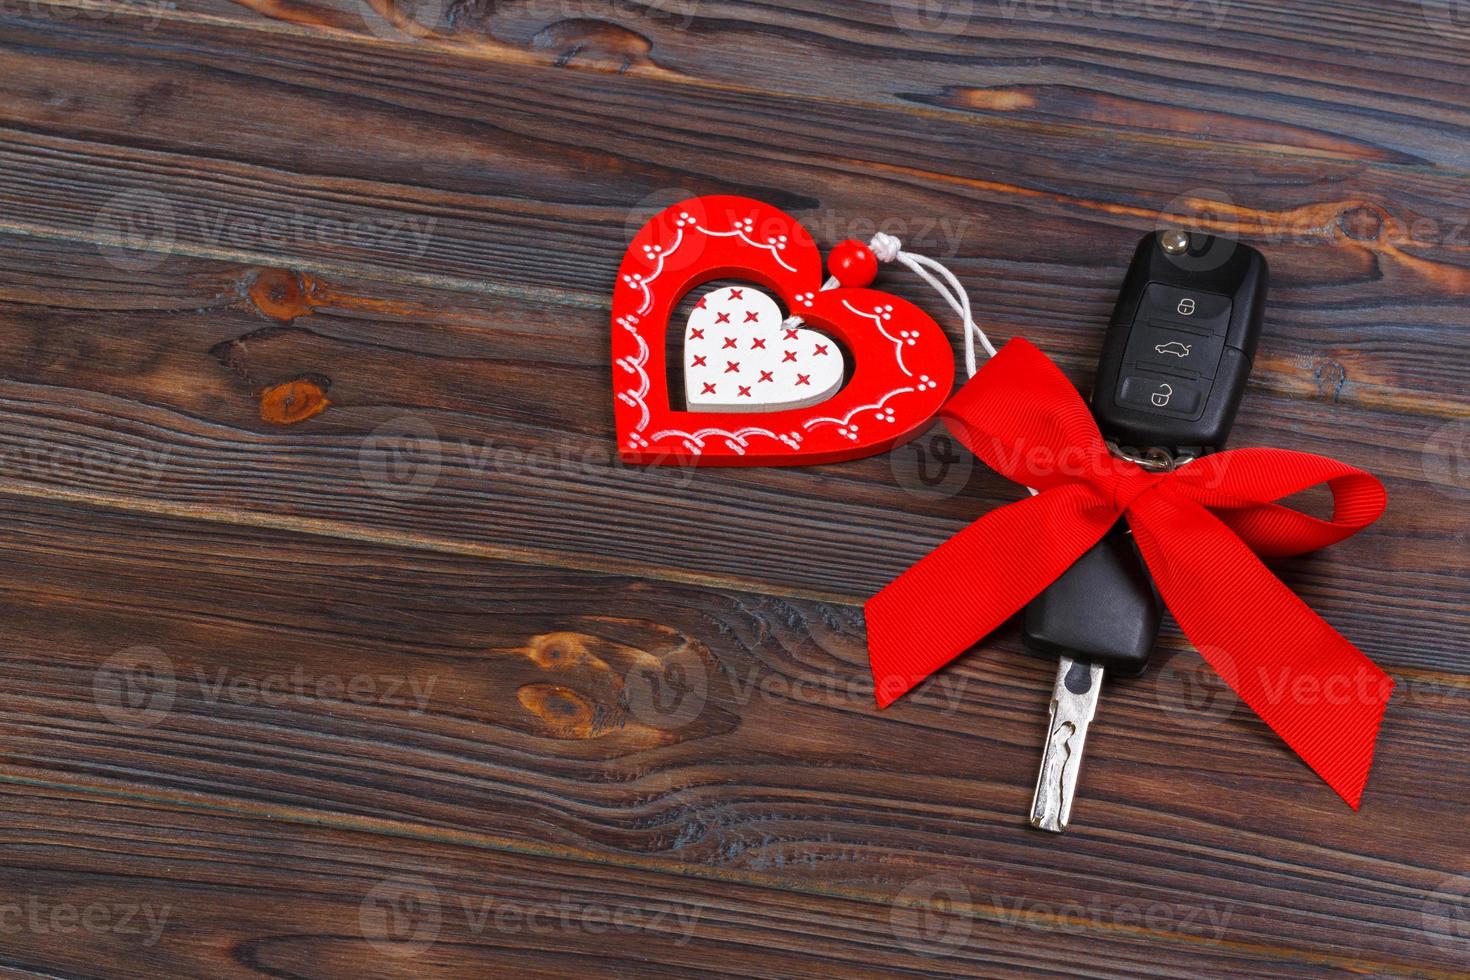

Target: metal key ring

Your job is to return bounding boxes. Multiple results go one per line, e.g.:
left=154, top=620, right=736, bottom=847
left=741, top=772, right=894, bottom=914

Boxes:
left=1105, top=440, right=1194, bottom=473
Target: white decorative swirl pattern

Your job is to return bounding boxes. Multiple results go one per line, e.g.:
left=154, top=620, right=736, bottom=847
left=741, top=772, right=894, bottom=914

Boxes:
left=698, top=220, right=798, bottom=273
left=843, top=298, right=913, bottom=377
left=649, top=426, right=780, bottom=457
left=804, top=387, right=915, bottom=442
left=615, top=314, right=652, bottom=436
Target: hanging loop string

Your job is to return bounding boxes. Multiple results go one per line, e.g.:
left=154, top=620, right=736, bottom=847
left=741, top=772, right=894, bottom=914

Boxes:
left=782, top=233, right=1000, bottom=380
left=867, top=233, right=996, bottom=378
left=854, top=233, right=1039, bottom=495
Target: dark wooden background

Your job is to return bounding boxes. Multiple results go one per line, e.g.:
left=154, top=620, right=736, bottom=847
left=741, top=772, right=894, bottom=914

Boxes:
left=0, top=0, right=1466, bottom=976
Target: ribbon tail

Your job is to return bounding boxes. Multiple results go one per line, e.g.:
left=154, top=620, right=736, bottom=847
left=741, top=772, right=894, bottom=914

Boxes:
left=1130, top=491, right=1394, bottom=808
left=866, top=483, right=1116, bottom=707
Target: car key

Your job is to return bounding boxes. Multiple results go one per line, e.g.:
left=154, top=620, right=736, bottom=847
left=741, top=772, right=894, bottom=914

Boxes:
left=1024, top=229, right=1269, bottom=832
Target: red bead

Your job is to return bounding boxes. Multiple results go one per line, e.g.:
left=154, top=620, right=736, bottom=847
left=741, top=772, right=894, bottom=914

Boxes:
left=829, top=239, right=878, bottom=288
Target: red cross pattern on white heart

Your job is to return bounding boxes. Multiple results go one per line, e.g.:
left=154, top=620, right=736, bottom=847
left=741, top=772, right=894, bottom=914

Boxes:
left=684, top=285, right=844, bottom=412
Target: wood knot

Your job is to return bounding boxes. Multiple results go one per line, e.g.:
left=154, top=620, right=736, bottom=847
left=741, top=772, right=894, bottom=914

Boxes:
left=510, top=626, right=734, bottom=746
left=946, top=87, right=1038, bottom=111
left=247, top=269, right=320, bottom=322
left=259, top=377, right=331, bottom=425
left=524, top=631, right=612, bottom=674
left=517, top=683, right=605, bottom=739
left=531, top=19, right=652, bottom=73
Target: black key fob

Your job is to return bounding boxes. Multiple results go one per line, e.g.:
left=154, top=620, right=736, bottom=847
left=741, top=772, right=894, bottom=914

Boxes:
left=1091, top=231, right=1269, bottom=457
left=1022, top=230, right=1269, bottom=677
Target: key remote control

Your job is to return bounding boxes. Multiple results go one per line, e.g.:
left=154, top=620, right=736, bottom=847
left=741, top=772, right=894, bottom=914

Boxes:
left=1023, top=229, right=1269, bottom=832
left=1092, top=230, right=1268, bottom=457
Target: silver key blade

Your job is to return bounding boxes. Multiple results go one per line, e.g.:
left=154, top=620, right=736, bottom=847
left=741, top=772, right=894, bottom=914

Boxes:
left=1029, top=655, right=1104, bottom=833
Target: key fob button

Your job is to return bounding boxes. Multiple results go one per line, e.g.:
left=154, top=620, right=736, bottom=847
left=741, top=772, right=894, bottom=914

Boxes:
left=1125, top=324, right=1227, bottom=378
left=1139, top=283, right=1233, bottom=335
left=1093, top=232, right=1267, bottom=455
left=1116, top=372, right=1207, bottom=419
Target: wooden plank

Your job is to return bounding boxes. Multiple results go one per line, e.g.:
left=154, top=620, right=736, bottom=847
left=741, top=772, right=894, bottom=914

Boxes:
left=0, top=235, right=1463, bottom=673
left=0, top=4, right=1463, bottom=424
left=1, top=7, right=1469, bottom=324
left=0, top=1, right=1464, bottom=976
left=131, top=0, right=1470, bottom=169
left=0, top=233, right=1464, bottom=675
left=0, top=785, right=1380, bottom=979
left=0, top=494, right=1464, bottom=973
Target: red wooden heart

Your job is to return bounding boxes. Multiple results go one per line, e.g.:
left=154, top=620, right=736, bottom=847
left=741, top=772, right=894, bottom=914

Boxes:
left=613, top=195, right=955, bottom=465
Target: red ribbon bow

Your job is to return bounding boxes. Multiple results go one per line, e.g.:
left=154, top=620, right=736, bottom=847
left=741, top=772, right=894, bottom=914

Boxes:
left=866, top=338, right=1393, bottom=807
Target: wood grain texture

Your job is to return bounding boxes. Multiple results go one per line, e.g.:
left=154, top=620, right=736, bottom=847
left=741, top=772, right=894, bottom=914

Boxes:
left=0, top=234, right=1461, bottom=672
left=0, top=0, right=1465, bottom=975
left=0, top=786, right=1374, bottom=979
left=0, top=494, right=1465, bottom=977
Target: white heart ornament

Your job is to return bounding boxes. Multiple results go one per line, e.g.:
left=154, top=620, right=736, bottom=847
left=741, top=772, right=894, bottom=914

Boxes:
left=683, top=285, right=845, bottom=412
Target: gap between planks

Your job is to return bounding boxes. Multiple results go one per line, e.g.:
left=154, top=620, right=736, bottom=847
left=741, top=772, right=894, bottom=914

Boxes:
left=0, top=768, right=1458, bottom=978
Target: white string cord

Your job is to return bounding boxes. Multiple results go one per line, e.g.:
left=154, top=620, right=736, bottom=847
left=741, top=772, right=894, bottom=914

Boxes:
left=868, top=232, right=996, bottom=378
left=855, top=233, right=1039, bottom=495
left=785, top=236, right=1033, bottom=489
left=786, top=233, right=998, bottom=380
